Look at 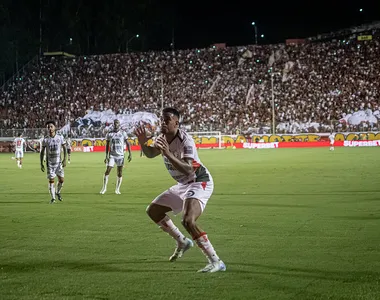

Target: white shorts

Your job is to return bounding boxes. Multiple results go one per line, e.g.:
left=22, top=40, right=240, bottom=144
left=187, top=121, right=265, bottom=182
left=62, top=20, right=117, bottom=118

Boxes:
left=152, top=180, right=214, bottom=215
left=47, top=163, right=64, bottom=180
left=330, top=141, right=334, bottom=146
left=15, top=150, right=23, bottom=158
left=108, top=155, right=124, bottom=167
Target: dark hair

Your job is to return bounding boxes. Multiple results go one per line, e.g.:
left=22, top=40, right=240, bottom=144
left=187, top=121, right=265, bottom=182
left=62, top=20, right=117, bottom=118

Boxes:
left=45, top=120, right=55, bottom=126
left=162, top=107, right=180, bottom=119
left=18, top=133, right=22, bottom=137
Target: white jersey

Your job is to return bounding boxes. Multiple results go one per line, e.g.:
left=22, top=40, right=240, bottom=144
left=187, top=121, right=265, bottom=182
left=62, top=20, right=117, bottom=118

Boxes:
left=42, top=134, right=65, bottom=165
left=106, top=130, right=127, bottom=157
left=162, top=129, right=211, bottom=184
left=66, top=138, right=72, bottom=150
left=329, top=134, right=335, bottom=142
left=14, top=138, right=25, bottom=151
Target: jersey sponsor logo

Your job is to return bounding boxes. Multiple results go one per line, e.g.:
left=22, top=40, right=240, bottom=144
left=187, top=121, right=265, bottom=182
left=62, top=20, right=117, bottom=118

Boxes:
left=184, top=146, right=193, bottom=155
left=343, top=140, right=380, bottom=147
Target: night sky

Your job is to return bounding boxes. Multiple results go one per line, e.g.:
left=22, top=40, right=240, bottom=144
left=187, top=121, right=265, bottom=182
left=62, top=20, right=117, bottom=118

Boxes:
left=171, top=0, right=380, bottom=49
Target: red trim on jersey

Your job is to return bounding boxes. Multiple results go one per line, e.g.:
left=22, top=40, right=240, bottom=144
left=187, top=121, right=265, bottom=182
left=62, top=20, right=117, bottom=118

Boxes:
left=201, top=182, right=207, bottom=190
left=192, top=160, right=201, bottom=169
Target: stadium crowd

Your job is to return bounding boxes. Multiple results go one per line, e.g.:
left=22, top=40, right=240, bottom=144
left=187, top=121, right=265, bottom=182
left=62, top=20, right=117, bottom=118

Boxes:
left=0, top=29, right=379, bottom=136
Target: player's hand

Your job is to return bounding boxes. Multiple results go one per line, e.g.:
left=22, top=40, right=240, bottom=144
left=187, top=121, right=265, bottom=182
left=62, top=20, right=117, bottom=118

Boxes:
left=104, top=157, right=109, bottom=164
left=128, top=153, right=132, bottom=162
left=134, top=125, right=148, bottom=145
left=155, top=135, right=170, bottom=156
left=40, top=164, right=45, bottom=172
left=62, top=160, right=67, bottom=168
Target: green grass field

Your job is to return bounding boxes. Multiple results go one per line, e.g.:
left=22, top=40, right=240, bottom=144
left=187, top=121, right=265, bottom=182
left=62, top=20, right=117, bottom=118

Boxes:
left=1, top=148, right=380, bottom=300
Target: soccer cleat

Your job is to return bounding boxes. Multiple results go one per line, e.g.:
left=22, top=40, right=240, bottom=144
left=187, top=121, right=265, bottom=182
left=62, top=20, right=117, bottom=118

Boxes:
left=115, top=190, right=121, bottom=195
left=68, top=161, right=71, bottom=164
left=169, top=238, right=194, bottom=262
left=100, top=188, right=106, bottom=194
left=56, top=193, right=63, bottom=201
left=50, top=199, right=56, bottom=204
left=197, top=260, right=226, bottom=273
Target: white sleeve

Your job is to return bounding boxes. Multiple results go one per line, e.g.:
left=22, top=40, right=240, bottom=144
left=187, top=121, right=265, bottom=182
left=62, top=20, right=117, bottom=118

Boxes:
left=181, top=138, right=196, bottom=160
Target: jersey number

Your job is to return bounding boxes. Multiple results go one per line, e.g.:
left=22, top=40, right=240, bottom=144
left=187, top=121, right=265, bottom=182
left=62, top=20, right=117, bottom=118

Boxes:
left=49, top=144, right=58, bottom=151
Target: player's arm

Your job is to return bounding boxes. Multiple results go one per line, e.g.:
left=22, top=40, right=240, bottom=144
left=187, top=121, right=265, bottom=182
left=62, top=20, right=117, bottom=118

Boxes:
left=155, top=136, right=193, bottom=175
left=104, top=140, right=110, bottom=163
left=125, top=139, right=132, bottom=162
left=135, top=126, right=160, bottom=158
left=40, top=146, right=46, bottom=172
left=62, top=142, right=67, bottom=167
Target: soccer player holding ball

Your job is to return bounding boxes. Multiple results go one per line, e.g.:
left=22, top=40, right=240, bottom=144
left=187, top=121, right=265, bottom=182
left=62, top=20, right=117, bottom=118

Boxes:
left=135, top=107, right=226, bottom=273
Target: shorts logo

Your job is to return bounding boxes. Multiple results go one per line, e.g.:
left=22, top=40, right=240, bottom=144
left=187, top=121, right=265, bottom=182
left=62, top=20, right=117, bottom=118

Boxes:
left=185, top=190, right=195, bottom=198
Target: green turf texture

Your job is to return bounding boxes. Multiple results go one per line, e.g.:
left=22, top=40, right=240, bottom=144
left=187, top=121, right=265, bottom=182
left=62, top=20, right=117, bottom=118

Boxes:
left=0, top=148, right=379, bottom=300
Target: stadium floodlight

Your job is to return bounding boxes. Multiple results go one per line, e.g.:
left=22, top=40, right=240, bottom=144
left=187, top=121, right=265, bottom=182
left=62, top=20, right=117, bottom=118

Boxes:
left=261, top=34, right=264, bottom=38
left=359, top=8, right=363, bottom=12
left=251, top=21, right=258, bottom=45
left=126, top=34, right=140, bottom=53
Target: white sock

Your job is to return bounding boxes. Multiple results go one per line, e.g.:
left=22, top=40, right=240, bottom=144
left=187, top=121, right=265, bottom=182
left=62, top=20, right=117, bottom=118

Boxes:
left=57, top=182, right=64, bottom=193
left=195, top=233, right=220, bottom=263
left=102, top=175, right=109, bottom=190
left=17, top=160, right=20, bottom=167
left=116, top=176, right=122, bottom=191
left=48, top=183, right=55, bottom=199
left=157, top=216, right=187, bottom=246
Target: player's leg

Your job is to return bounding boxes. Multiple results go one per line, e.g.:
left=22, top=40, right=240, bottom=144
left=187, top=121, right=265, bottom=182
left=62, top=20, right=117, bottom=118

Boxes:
left=100, top=158, right=113, bottom=194
left=47, top=168, right=56, bottom=204
left=48, top=179, right=56, bottom=203
left=15, top=151, right=20, bottom=168
left=182, top=198, right=225, bottom=273
left=67, top=149, right=71, bottom=164
left=182, top=181, right=225, bottom=272
left=115, top=158, right=124, bottom=194
left=56, top=176, right=64, bottom=201
left=147, top=190, right=193, bottom=261
left=19, top=152, right=24, bottom=169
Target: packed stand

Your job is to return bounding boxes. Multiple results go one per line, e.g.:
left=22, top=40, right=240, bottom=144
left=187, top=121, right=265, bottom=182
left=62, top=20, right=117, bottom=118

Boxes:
left=1, top=29, right=379, bottom=136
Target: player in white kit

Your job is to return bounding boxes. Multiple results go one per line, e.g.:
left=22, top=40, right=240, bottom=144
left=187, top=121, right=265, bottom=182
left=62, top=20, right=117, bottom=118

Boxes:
left=135, top=107, right=225, bottom=273
left=14, top=133, right=26, bottom=169
left=100, top=119, right=132, bottom=195
left=329, top=132, right=335, bottom=151
left=40, top=121, right=67, bottom=204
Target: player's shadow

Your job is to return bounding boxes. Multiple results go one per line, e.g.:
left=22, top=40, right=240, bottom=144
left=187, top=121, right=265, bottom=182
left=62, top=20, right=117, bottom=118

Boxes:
left=1, top=260, right=200, bottom=273
left=226, top=262, right=380, bottom=282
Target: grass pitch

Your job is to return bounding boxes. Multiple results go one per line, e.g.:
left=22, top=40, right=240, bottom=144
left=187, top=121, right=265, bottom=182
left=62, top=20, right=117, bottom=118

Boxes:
left=0, top=148, right=380, bottom=300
